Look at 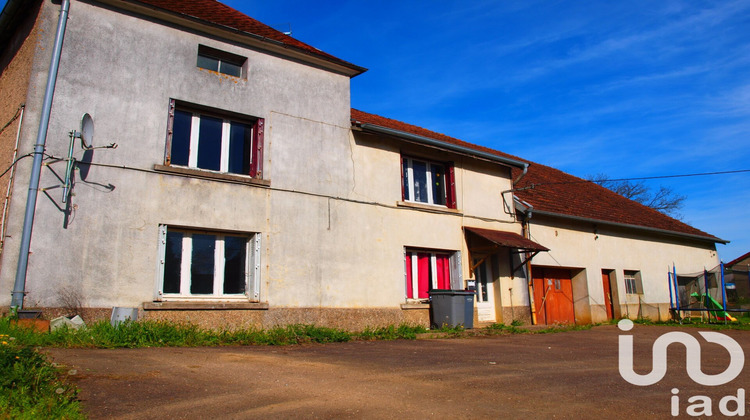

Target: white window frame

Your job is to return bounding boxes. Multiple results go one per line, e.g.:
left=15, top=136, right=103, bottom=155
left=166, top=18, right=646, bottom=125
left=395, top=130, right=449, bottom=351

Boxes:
left=402, top=157, right=447, bottom=206
left=624, top=270, right=643, bottom=295
left=183, top=112, right=247, bottom=173
left=155, top=225, right=261, bottom=301
left=404, top=249, right=462, bottom=302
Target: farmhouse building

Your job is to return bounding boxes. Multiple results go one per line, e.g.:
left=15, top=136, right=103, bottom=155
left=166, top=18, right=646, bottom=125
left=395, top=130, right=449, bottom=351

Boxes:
left=0, top=0, right=725, bottom=328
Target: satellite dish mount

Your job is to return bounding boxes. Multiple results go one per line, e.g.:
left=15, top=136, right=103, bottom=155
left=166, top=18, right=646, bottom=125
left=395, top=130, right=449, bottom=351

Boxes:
left=61, top=113, right=117, bottom=203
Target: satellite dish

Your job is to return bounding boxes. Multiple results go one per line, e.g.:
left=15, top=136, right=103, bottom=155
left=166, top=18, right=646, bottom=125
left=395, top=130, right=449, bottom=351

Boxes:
left=80, top=113, right=94, bottom=149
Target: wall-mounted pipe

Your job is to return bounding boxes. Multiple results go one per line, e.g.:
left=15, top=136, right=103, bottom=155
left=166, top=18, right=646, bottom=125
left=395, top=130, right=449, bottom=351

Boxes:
left=11, top=0, right=70, bottom=309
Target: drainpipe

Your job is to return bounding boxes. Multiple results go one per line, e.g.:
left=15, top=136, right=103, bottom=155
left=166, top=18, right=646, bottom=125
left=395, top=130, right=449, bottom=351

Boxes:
left=1, top=105, right=25, bottom=252
left=512, top=163, right=529, bottom=186
left=521, top=210, right=538, bottom=325
left=11, top=0, right=70, bottom=309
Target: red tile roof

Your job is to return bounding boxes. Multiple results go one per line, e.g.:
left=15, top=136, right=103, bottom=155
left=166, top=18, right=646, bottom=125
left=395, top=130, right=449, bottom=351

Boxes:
left=513, top=162, right=724, bottom=242
left=351, top=108, right=723, bottom=243
left=351, top=109, right=525, bottom=164
left=464, top=227, right=549, bottom=252
left=130, top=0, right=364, bottom=74
left=726, top=251, right=750, bottom=267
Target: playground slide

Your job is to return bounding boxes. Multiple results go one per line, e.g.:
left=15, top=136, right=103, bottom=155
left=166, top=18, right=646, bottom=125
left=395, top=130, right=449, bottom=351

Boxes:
left=690, top=292, right=737, bottom=322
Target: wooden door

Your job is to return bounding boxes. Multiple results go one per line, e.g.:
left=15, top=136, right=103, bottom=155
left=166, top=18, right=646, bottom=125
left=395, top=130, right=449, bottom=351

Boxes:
left=533, top=267, right=575, bottom=324
left=602, top=270, right=615, bottom=320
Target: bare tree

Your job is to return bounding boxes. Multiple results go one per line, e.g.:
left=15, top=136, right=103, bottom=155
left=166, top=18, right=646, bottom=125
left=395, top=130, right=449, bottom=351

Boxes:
left=587, top=173, right=686, bottom=219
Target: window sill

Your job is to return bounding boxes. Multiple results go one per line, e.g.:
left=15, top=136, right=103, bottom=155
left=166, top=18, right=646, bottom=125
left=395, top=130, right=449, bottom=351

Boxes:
left=154, top=165, right=270, bottom=187
left=397, top=201, right=462, bottom=215
left=143, top=301, right=269, bottom=311
left=401, top=303, right=430, bottom=310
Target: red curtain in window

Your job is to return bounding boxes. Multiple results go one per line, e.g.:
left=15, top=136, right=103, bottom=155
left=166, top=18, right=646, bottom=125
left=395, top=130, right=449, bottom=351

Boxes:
left=405, top=253, right=413, bottom=299
left=446, top=163, right=457, bottom=209
left=436, top=254, right=450, bottom=289
left=417, top=253, right=431, bottom=299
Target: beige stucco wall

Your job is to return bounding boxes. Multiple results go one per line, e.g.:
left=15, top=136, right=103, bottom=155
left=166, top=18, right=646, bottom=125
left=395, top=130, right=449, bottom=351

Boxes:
left=0, top=0, right=521, bottom=327
left=527, top=215, right=719, bottom=323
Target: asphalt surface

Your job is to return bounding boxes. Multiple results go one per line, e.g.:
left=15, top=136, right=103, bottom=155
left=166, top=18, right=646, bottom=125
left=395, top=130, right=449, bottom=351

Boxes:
left=47, top=324, right=750, bottom=419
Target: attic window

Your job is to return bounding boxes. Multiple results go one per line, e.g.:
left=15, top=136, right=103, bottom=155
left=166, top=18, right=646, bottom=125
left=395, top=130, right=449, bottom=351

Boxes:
left=197, top=45, right=246, bottom=78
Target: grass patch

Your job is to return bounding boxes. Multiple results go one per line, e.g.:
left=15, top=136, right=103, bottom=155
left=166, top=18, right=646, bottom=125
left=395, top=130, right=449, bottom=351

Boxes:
left=627, top=317, right=750, bottom=331
left=358, top=324, right=428, bottom=340
left=0, top=336, right=83, bottom=419
left=0, top=318, right=439, bottom=349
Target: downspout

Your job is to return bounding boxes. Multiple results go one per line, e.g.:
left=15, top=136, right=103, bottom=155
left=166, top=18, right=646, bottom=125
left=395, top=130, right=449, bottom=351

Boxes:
left=513, top=163, right=529, bottom=186
left=521, top=208, right=538, bottom=325
left=11, top=0, right=70, bottom=309
left=1, top=104, right=25, bottom=252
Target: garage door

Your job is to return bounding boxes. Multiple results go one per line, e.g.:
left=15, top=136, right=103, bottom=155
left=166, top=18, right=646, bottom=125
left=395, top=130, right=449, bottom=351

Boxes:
left=533, top=267, right=575, bottom=324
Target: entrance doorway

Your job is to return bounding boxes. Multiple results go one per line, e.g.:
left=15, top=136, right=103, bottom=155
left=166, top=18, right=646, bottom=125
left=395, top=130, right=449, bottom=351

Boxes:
left=474, top=259, right=495, bottom=322
left=533, top=267, right=575, bottom=324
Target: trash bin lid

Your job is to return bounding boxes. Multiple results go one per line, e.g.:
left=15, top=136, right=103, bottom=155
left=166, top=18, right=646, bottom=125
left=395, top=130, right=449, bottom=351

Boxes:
left=428, top=289, right=475, bottom=296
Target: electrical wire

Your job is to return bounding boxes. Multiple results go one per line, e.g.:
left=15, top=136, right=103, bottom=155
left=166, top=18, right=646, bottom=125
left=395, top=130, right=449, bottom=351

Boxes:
left=0, top=153, right=33, bottom=179
left=518, top=168, right=750, bottom=189
left=0, top=106, right=23, bottom=137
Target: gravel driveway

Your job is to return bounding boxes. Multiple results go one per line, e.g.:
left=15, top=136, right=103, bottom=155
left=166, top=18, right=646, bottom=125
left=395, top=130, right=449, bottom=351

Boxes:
left=47, top=324, right=750, bottom=419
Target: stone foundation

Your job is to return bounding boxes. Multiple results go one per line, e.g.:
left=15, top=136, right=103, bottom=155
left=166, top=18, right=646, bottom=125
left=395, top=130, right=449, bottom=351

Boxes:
left=5, top=306, right=430, bottom=331
left=3, top=302, right=677, bottom=330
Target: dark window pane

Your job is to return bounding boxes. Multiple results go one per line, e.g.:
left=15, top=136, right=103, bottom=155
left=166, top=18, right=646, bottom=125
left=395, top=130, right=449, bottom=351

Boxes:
left=164, top=231, right=183, bottom=294
left=191, top=234, right=215, bottom=294
left=197, top=54, right=219, bottom=71
left=228, top=122, right=252, bottom=175
left=220, top=61, right=242, bottom=77
left=402, top=159, right=410, bottom=200
left=431, top=163, right=446, bottom=205
left=170, top=110, right=192, bottom=166
left=197, top=115, right=222, bottom=171
left=223, top=236, right=247, bottom=294
left=411, top=160, right=428, bottom=203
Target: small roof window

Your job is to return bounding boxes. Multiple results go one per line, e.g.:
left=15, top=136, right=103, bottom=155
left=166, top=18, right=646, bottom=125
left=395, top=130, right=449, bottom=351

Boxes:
left=197, top=45, right=246, bottom=78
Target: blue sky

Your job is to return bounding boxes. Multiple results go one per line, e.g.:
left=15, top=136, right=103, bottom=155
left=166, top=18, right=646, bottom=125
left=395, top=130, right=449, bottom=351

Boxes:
left=221, top=0, right=749, bottom=262
left=3, top=1, right=748, bottom=262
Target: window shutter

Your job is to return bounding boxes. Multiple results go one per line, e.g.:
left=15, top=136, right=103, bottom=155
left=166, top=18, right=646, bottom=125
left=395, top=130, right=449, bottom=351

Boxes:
left=249, top=233, right=261, bottom=301
left=250, top=118, right=265, bottom=178
left=405, top=251, right=413, bottom=299
left=164, top=99, right=176, bottom=165
left=400, top=155, right=405, bottom=200
left=155, top=225, right=168, bottom=301
left=449, top=251, right=463, bottom=290
left=446, top=162, right=457, bottom=209
left=635, top=272, right=644, bottom=295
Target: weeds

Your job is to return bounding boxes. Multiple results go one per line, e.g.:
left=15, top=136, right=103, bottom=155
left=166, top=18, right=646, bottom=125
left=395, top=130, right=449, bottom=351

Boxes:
left=0, top=318, right=437, bottom=349
left=358, top=324, right=428, bottom=340
left=0, top=335, right=83, bottom=419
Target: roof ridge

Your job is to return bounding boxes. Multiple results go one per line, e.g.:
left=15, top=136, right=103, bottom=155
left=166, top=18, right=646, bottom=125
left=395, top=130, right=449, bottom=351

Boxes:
left=351, top=108, right=527, bottom=164
left=350, top=110, right=722, bottom=243
left=129, top=0, right=364, bottom=74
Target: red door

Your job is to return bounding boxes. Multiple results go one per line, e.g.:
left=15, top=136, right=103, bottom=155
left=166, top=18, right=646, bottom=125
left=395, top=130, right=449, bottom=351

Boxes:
left=533, top=267, right=575, bottom=324
left=602, top=270, right=615, bottom=320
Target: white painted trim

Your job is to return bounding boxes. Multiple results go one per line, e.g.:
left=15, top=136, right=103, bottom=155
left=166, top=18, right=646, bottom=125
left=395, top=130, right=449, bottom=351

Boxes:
left=155, top=225, right=168, bottom=300
left=213, top=236, right=225, bottom=295
left=220, top=120, right=231, bottom=172
left=188, top=114, right=200, bottom=168
left=411, top=252, right=419, bottom=299
left=179, top=234, right=192, bottom=295
left=159, top=227, right=259, bottom=300
left=252, top=234, right=261, bottom=301
left=403, top=157, right=448, bottom=207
